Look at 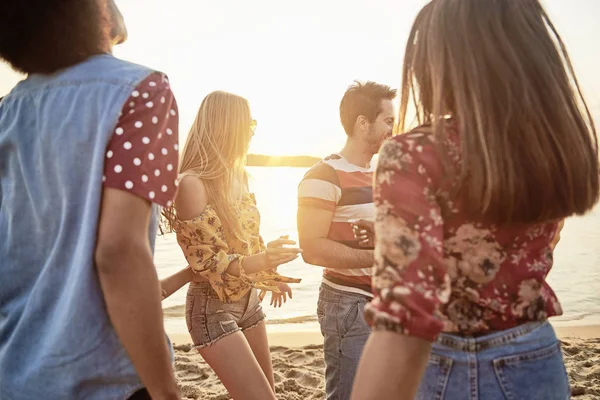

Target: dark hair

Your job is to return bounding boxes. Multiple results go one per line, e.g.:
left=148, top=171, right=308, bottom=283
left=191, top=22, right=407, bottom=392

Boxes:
left=339, top=81, right=397, bottom=136
left=401, top=0, right=599, bottom=224
left=0, top=0, right=110, bottom=74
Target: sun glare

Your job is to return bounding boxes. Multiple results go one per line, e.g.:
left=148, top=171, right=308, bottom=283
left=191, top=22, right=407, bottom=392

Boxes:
left=1, top=0, right=598, bottom=156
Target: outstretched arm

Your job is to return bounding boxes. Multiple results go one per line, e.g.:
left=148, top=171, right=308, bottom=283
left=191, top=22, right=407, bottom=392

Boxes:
left=160, top=266, right=194, bottom=300
left=176, top=176, right=301, bottom=277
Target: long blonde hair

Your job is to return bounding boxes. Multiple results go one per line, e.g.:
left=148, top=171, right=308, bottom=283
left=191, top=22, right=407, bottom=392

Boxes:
left=400, top=0, right=599, bottom=224
left=163, top=91, right=253, bottom=239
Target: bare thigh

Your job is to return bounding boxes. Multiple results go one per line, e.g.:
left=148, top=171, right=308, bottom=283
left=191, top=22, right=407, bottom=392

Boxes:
left=243, top=321, right=275, bottom=392
left=198, top=331, right=276, bottom=400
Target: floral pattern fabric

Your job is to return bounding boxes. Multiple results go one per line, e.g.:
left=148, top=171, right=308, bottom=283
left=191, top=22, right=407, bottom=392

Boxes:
left=174, top=192, right=301, bottom=303
left=365, top=127, right=562, bottom=341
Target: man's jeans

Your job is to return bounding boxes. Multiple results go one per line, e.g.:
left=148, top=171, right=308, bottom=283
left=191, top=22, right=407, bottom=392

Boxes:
left=317, top=283, right=372, bottom=400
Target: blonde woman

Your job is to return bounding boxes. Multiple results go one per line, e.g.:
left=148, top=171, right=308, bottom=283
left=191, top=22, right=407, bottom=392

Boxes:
left=161, top=91, right=301, bottom=400
left=351, top=0, right=599, bottom=399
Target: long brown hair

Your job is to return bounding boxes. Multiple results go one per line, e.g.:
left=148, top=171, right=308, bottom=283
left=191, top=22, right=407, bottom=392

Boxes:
left=400, top=0, right=599, bottom=224
left=162, top=91, right=254, bottom=239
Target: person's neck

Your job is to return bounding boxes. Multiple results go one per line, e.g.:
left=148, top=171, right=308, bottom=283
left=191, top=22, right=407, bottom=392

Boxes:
left=339, top=139, right=374, bottom=169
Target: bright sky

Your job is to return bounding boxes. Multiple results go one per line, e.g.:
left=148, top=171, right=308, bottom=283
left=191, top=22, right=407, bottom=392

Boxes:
left=1, top=0, right=599, bottom=156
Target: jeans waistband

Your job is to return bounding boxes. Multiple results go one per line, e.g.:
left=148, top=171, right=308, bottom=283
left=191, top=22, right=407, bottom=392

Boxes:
left=435, top=321, right=549, bottom=352
left=320, top=281, right=372, bottom=300
left=188, top=281, right=214, bottom=296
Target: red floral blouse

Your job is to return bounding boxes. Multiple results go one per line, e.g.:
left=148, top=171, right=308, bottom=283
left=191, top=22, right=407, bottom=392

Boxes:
left=365, top=125, right=562, bottom=341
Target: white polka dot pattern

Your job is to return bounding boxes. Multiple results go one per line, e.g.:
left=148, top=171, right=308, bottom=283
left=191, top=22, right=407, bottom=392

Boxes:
left=102, top=72, right=179, bottom=207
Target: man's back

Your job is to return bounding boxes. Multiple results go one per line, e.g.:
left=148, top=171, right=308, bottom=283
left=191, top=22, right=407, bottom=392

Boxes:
left=0, top=55, right=157, bottom=399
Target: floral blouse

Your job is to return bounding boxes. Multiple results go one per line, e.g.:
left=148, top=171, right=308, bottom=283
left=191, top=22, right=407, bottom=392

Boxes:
left=365, top=126, right=562, bottom=341
left=174, top=193, right=301, bottom=303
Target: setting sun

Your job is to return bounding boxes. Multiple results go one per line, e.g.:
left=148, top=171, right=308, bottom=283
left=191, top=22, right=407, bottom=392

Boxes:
left=1, top=0, right=598, bottom=158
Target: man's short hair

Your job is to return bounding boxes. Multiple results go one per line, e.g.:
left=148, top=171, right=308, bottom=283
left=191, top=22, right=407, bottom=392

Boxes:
left=339, top=81, right=397, bottom=136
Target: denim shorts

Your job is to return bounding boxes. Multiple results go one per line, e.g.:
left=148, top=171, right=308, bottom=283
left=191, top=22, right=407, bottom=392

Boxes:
left=185, top=282, right=266, bottom=348
left=415, top=321, right=571, bottom=400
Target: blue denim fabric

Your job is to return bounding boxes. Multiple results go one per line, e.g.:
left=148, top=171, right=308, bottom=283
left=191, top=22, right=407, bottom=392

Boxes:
left=317, top=283, right=372, bottom=400
left=416, top=321, right=571, bottom=400
left=0, top=55, right=171, bottom=399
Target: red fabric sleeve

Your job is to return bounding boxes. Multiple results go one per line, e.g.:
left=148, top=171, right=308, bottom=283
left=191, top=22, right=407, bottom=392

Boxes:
left=103, top=72, right=179, bottom=207
left=364, top=133, right=450, bottom=341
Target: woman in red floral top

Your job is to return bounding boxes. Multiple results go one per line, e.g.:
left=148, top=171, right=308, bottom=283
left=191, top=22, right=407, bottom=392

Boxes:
left=351, top=1, right=599, bottom=400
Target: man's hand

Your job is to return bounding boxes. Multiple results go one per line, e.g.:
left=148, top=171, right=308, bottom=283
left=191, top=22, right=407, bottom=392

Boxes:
left=350, top=219, right=375, bottom=248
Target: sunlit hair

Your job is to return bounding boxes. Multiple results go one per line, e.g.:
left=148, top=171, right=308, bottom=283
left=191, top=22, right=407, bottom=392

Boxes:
left=400, top=0, right=599, bottom=224
left=162, top=91, right=254, bottom=239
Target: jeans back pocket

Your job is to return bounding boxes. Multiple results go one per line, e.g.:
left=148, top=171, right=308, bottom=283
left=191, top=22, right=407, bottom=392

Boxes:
left=493, top=341, right=570, bottom=400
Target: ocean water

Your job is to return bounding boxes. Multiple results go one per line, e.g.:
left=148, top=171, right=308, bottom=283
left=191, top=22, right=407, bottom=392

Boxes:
left=157, top=167, right=600, bottom=335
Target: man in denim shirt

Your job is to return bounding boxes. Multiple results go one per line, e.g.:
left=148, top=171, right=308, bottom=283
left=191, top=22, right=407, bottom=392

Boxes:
left=0, top=1, right=179, bottom=399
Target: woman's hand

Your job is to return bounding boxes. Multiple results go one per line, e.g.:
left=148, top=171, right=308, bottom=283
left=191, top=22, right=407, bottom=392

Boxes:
left=270, top=282, right=293, bottom=308
left=160, top=266, right=198, bottom=300
left=264, top=235, right=302, bottom=269
left=350, top=219, right=375, bottom=248
left=233, top=235, right=302, bottom=276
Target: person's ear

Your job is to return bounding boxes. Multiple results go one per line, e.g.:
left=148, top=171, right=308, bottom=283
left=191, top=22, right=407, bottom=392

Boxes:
left=108, top=0, right=128, bottom=45
left=356, top=115, right=369, bottom=133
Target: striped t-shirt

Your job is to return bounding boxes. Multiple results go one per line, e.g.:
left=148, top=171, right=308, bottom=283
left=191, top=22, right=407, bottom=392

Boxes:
left=298, top=154, right=375, bottom=296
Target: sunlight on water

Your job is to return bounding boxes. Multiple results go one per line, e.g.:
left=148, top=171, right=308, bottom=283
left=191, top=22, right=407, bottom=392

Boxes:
left=156, top=167, right=600, bottom=335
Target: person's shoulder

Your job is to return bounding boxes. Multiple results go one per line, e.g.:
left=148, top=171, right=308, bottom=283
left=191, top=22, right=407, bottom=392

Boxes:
left=301, top=156, right=340, bottom=186
left=384, top=125, right=440, bottom=155
left=175, top=174, right=208, bottom=221
left=379, top=126, right=447, bottom=182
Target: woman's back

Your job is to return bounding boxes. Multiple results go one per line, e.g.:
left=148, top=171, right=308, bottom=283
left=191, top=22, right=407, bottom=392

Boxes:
left=352, top=1, right=599, bottom=399
left=369, top=125, right=562, bottom=340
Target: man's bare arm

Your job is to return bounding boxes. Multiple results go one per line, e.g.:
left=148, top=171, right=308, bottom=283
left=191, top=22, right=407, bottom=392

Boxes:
left=297, top=205, right=373, bottom=270
left=95, top=188, right=179, bottom=400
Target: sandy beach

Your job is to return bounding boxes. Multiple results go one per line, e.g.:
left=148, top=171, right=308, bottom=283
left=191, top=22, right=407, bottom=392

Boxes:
left=169, top=324, right=600, bottom=400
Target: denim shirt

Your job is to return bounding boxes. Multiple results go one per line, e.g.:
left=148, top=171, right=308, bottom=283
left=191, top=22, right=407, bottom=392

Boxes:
left=0, top=55, right=169, bottom=399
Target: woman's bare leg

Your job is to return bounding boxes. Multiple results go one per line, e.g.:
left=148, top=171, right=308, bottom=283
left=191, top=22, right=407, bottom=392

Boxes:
left=243, top=321, right=275, bottom=392
left=198, top=331, right=276, bottom=400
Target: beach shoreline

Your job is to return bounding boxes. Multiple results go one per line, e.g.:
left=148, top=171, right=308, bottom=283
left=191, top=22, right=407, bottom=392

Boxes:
left=168, top=322, right=600, bottom=347
left=169, top=323, right=600, bottom=400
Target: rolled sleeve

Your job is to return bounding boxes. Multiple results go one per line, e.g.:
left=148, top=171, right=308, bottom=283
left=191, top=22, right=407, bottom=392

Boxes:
left=364, top=133, right=450, bottom=341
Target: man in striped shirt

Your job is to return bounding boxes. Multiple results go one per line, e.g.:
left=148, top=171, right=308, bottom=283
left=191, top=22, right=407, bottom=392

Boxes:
left=297, top=81, right=396, bottom=400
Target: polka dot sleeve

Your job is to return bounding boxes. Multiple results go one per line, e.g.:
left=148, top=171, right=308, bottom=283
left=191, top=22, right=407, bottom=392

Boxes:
left=103, top=72, right=179, bottom=207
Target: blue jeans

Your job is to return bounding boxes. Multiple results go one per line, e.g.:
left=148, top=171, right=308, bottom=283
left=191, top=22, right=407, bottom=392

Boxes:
left=416, top=321, right=571, bottom=400
left=317, top=283, right=371, bottom=400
